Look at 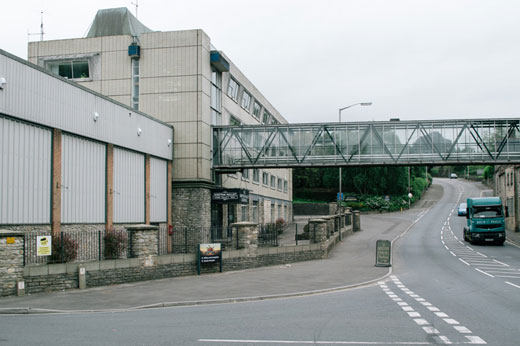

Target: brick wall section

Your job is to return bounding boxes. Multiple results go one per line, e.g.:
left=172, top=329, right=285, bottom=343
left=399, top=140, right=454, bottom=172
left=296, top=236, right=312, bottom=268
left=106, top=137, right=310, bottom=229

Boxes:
left=106, top=144, right=114, bottom=230
left=52, top=129, right=62, bottom=237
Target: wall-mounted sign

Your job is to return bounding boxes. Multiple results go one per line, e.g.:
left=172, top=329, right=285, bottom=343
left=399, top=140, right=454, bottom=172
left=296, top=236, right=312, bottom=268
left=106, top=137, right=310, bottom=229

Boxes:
left=197, top=243, right=223, bottom=275
left=6, top=237, right=15, bottom=244
left=375, top=239, right=391, bottom=267
left=37, top=236, right=52, bottom=256
left=212, top=188, right=249, bottom=204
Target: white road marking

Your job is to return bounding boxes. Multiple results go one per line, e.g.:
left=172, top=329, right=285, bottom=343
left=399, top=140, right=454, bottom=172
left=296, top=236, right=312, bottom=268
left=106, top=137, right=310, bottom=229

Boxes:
left=197, top=339, right=433, bottom=344
left=435, top=312, right=449, bottom=318
left=422, top=326, right=440, bottom=334
left=436, top=335, right=452, bottom=344
left=475, top=252, right=487, bottom=258
left=450, top=251, right=456, bottom=257
left=443, top=318, right=459, bottom=325
left=444, top=245, right=449, bottom=250
left=494, top=274, right=520, bottom=279
left=454, top=326, right=472, bottom=334
left=392, top=298, right=402, bottom=302
left=465, top=335, right=487, bottom=344
left=408, top=312, right=421, bottom=317
left=475, top=268, right=495, bottom=278
left=420, top=302, right=432, bottom=306
left=402, top=306, right=414, bottom=312
left=466, top=246, right=474, bottom=250
left=427, top=307, right=440, bottom=312
left=459, top=258, right=470, bottom=266
left=397, top=302, right=408, bottom=306
left=413, top=318, right=429, bottom=325
left=492, top=259, right=509, bottom=266
left=415, top=298, right=426, bottom=302
left=505, top=281, right=520, bottom=289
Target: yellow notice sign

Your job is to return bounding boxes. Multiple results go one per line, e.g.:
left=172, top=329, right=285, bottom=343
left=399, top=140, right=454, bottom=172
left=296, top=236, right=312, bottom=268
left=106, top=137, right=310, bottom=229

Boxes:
left=37, top=236, right=52, bottom=256
left=6, top=237, right=15, bottom=244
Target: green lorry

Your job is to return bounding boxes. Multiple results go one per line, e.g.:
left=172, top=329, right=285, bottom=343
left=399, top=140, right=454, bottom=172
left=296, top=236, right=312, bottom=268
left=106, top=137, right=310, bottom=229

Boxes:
left=464, top=197, right=507, bottom=245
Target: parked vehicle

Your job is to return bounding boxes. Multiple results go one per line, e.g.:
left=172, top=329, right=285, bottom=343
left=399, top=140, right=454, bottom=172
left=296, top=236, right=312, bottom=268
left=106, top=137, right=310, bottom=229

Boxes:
left=450, top=173, right=458, bottom=179
left=458, top=202, right=467, bottom=216
left=464, top=197, right=507, bottom=245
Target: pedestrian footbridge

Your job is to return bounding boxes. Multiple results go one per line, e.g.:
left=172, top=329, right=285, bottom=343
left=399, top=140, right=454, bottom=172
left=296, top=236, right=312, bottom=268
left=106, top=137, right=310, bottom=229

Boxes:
left=212, top=118, right=520, bottom=171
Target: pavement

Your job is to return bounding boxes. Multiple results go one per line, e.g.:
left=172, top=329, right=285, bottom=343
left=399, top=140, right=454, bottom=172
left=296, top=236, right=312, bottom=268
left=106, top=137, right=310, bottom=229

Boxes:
left=2, top=181, right=517, bottom=314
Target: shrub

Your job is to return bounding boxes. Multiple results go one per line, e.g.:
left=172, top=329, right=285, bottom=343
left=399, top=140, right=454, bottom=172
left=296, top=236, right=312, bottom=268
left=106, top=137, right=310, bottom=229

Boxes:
left=275, top=217, right=287, bottom=233
left=104, top=231, right=127, bottom=259
left=51, top=234, right=79, bottom=263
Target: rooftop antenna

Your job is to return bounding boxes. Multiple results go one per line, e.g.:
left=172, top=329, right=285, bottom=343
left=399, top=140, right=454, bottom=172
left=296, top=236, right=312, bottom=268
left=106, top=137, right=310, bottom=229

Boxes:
left=131, top=0, right=139, bottom=18
left=28, top=11, right=45, bottom=41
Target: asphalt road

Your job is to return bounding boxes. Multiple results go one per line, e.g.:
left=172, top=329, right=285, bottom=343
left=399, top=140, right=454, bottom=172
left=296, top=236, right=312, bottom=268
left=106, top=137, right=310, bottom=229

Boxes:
left=1, top=178, right=519, bottom=345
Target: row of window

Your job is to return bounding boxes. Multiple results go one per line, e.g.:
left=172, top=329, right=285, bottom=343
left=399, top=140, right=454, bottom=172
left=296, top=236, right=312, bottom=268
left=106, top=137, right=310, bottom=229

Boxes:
left=227, top=77, right=280, bottom=125
left=240, top=200, right=288, bottom=223
left=229, top=169, right=288, bottom=193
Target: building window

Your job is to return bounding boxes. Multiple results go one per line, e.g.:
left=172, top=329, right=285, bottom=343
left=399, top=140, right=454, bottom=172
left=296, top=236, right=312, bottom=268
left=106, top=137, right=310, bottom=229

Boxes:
left=242, top=169, right=249, bottom=180
left=241, top=204, right=248, bottom=221
left=230, top=115, right=241, bottom=126
left=262, top=110, right=271, bottom=124
left=252, top=102, right=262, bottom=119
left=47, top=60, right=90, bottom=79
left=283, top=179, right=288, bottom=193
left=211, top=68, right=222, bottom=125
left=131, top=59, right=140, bottom=110
left=227, top=78, right=239, bottom=102
left=241, top=90, right=252, bottom=111
left=278, top=204, right=282, bottom=220
left=271, top=175, right=276, bottom=189
left=253, top=169, right=260, bottom=183
left=277, top=177, right=282, bottom=191
left=252, top=201, right=258, bottom=222
left=284, top=205, right=287, bottom=221
left=263, top=172, right=269, bottom=186
left=271, top=203, right=275, bottom=223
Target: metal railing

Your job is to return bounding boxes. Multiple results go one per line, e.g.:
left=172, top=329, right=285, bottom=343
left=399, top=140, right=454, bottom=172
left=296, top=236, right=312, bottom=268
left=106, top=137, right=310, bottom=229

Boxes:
left=258, top=225, right=278, bottom=247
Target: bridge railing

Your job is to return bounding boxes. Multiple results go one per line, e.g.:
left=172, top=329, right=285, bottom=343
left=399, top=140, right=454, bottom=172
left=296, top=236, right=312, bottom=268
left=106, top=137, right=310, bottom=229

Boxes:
left=213, top=118, right=520, bottom=169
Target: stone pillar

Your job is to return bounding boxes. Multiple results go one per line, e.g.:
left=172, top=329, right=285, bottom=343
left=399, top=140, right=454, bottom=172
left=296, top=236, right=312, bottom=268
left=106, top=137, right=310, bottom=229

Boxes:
left=308, top=219, right=328, bottom=243
left=325, top=216, right=334, bottom=238
left=0, top=230, right=24, bottom=297
left=345, top=210, right=353, bottom=226
left=126, top=224, right=159, bottom=266
left=232, top=222, right=258, bottom=253
left=328, top=202, right=337, bottom=215
left=353, top=211, right=361, bottom=232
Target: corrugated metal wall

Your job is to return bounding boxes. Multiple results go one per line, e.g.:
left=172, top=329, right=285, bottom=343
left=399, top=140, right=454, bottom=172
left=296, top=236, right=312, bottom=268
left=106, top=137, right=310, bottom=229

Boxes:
left=150, top=157, right=167, bottom=222
left=0, top=116, right=52, bottom=224
left=61, top=134, right=106, bottom=223
left=113, top=148, right=145, bottom=223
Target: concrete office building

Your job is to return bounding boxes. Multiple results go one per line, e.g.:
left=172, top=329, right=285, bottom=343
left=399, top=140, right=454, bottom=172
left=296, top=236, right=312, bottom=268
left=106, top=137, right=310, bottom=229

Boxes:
left=494, top=165, right=520, bottom=232
left=0, top=49, right=173, bottom=235
left=28, top=8, right=292, bottom=232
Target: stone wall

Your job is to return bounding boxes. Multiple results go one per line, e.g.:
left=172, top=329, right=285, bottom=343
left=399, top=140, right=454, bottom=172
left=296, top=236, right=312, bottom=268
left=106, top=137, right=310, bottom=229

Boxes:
left=0, top=231, right=24, bottom=296
left=172, top=185, right=211, bottom=229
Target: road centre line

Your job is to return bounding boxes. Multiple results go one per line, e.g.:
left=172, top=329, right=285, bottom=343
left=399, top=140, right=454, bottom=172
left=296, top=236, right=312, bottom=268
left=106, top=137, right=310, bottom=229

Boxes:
left=459, top=258, right=470, bottom=266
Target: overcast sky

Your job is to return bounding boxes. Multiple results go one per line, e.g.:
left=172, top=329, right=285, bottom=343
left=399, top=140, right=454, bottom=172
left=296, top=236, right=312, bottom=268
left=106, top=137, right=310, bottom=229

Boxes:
left=2, top=0, right=520, bottom=123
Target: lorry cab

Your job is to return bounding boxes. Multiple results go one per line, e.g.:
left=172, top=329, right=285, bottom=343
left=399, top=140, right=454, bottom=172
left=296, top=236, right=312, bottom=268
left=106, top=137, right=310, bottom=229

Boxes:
left=464, top=197, right=507, bottom=245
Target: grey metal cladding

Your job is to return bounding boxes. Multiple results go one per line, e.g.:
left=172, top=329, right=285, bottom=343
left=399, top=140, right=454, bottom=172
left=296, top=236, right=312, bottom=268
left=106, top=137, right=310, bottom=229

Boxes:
left=61, top=134, right=106, bottom=223
left=0, top=116, right=52, bottom=224
left=113, top=147, right=145, bottom=223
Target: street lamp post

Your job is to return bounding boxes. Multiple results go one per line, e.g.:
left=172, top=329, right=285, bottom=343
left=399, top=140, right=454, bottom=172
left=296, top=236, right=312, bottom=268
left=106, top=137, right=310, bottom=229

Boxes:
left=338, top=102, right=372, bottom=208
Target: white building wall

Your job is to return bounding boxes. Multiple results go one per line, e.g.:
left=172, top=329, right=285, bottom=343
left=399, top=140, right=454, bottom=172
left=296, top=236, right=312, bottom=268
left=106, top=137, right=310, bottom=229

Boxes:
left=113, top=148, right=145, bottom=223
left=61, top=134, right=106, bottom=223
left=0, top=116, right=52, bottom=224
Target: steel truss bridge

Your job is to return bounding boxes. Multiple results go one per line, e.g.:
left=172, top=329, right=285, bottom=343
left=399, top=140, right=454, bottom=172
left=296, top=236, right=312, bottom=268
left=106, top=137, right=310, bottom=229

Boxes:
left=212, top=118, right=520, bottom=171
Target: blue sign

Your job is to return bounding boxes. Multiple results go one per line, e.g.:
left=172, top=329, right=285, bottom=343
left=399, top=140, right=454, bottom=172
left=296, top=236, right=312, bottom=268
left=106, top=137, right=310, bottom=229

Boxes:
left=337, top=193, right=344, bottom=201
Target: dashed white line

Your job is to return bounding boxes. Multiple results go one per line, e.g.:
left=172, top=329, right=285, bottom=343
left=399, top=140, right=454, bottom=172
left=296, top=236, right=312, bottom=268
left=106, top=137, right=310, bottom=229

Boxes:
left=443, top=318, right=459, bottom=325
left=465, top=335, right=486, bottom=344
left=492, top=259, right=509, bottom=266
left=454, top=326, right=472, bottom=334
left=422, top=326, right=440, bottom=334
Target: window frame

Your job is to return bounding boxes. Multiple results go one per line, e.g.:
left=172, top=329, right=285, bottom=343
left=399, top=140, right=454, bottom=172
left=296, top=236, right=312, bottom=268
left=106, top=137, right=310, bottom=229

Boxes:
left=227, top=78, right=240, bottom=102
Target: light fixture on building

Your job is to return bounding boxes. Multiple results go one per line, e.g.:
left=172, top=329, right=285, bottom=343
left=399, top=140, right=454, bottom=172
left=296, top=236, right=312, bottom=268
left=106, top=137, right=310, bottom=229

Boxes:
left=168, top=139, right=172, bottom=147
left=93, top=112, right=99, bottom=122
left=137, top=128, right=142, bottom=136
left=0, top=77, right=6, bottom=90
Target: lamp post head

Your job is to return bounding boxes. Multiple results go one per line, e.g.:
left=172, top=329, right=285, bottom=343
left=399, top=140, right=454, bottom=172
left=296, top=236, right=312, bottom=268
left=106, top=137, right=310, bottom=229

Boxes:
left=360, top=102, right=372, bottom=106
